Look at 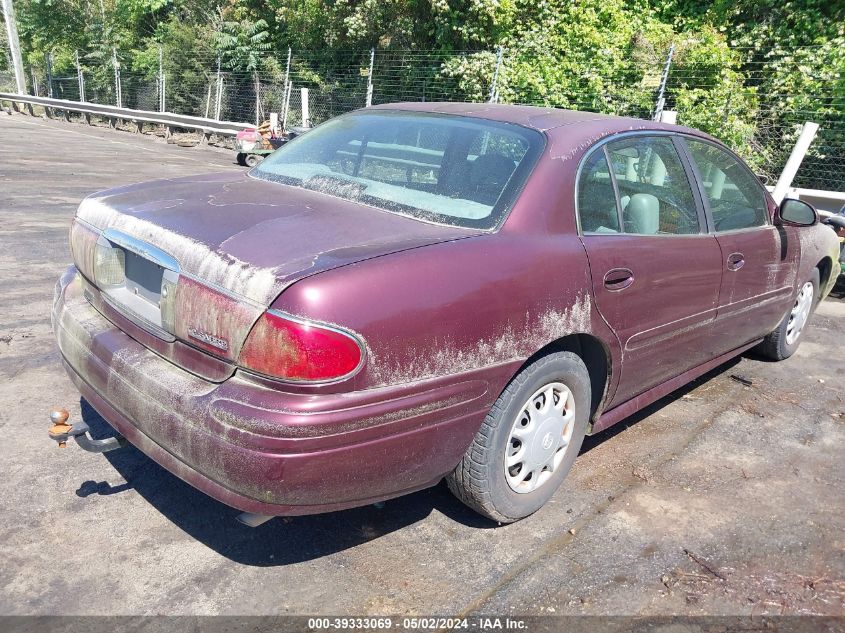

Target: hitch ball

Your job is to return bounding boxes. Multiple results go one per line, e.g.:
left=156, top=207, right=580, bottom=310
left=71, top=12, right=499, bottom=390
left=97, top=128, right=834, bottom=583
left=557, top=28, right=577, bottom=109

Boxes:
left=47, top=409, right=127, bottom=453
left=50, top=408, right=70, bottom=425
left=49, top=408, right=73, bottom=448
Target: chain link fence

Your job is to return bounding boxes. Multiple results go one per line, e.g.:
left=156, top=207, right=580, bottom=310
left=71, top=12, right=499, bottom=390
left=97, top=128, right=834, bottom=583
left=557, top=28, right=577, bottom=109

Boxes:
left=0, top=70, right=15, bottom=92
left=12, top=45, right=845, bottom=191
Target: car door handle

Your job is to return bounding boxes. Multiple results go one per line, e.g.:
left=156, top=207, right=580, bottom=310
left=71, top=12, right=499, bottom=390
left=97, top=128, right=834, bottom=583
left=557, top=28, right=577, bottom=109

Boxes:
left=603, top=268, right=634, bottom=291
left=726, top=252, right=745, bottom=271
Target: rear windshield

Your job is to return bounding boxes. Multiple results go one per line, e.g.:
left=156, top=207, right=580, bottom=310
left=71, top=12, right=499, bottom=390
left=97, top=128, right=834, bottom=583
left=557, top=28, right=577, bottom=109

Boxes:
left=251, top=111, right=544, bottom=229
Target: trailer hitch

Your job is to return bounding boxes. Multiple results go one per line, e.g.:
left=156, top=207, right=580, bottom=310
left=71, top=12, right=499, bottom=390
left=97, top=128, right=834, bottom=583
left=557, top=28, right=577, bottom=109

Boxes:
left=48, top=408, right=128, bottom=453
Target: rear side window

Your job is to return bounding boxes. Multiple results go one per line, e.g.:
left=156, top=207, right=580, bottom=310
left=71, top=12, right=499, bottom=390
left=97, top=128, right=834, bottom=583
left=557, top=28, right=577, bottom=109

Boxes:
left=577, top=150, right=620, bottom=233
left=605, top=137, right=701, bottom=235
left=684, top=140, right=768, bottom=231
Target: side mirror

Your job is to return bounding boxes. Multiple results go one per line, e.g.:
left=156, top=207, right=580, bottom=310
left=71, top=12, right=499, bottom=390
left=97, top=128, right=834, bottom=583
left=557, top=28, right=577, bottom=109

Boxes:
left=776, top=198, right=818, bottom=227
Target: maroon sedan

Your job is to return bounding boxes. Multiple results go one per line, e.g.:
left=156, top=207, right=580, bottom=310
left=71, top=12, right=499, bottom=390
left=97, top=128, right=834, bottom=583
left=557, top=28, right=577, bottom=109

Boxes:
left=51, top=103, right=839, bottom=524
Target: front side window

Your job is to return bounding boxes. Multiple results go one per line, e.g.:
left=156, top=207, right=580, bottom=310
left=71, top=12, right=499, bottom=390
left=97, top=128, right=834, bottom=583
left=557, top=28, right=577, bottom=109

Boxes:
left=684, top=139, right=768, bottom=232
left=605, top=137, right=701, bottom=235
left=252, top=111, right=544, bottom=229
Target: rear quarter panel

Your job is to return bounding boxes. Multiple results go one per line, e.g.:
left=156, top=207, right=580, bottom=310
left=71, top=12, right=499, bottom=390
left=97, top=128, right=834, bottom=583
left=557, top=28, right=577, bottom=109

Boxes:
left=271, top=232, right=620, bottom=404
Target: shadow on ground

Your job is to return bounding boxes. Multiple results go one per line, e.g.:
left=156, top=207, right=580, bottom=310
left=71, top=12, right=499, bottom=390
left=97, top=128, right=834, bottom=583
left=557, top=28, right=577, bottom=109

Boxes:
left=77, top=355, right=743, bottom=566
left=79, top=399, right=491, bottom=567
left=581, top=356, right=742, bottom=452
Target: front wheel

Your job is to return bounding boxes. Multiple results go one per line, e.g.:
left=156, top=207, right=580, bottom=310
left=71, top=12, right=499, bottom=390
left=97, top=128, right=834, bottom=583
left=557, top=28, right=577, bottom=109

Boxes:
left=447, top=351, right=591, bottom=523
left=758, top=268, right=820, bottom=360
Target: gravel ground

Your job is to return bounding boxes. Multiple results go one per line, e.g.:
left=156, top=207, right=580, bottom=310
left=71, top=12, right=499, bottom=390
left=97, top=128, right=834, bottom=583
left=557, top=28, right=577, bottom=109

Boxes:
left=0, top=112, right=843, bottom=619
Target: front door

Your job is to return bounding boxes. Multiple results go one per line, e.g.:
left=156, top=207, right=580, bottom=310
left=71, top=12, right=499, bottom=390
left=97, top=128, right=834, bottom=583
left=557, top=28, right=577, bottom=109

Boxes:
left=682, top=139, right=798, bottom=353
left=577, top=135, right=723, bottom=406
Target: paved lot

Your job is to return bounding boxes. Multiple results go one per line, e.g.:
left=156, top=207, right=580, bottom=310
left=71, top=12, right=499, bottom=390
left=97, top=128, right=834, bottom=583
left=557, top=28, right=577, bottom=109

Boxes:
left=1, top=113, right=843, bottom=617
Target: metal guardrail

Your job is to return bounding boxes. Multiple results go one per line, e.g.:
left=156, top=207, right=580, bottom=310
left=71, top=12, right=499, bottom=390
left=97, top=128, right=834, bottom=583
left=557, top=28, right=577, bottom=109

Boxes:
left=0, top=92, right=251, bottom=136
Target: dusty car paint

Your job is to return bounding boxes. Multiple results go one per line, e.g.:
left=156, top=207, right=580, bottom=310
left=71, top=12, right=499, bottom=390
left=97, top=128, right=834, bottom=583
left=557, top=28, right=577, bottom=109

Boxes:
left=52, top=102, right=840, bottom=516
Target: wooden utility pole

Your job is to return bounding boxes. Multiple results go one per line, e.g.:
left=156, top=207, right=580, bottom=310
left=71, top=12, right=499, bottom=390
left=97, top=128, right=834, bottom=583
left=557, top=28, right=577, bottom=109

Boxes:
left=1, top=0, right=27, bottom=94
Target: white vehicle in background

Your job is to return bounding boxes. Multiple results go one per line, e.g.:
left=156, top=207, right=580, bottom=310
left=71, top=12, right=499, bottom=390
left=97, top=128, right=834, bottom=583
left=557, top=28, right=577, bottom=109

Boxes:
left=818, top=205, right=845, bottom=276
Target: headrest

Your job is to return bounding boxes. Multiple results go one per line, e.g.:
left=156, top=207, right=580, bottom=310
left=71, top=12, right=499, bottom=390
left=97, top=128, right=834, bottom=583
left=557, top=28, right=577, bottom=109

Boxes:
left=626, top=193, right=660, bottom=234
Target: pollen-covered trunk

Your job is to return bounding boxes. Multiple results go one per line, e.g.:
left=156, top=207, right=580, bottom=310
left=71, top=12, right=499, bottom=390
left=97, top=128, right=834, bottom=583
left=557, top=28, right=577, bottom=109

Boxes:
left=71, top=171, right=477, bottom=378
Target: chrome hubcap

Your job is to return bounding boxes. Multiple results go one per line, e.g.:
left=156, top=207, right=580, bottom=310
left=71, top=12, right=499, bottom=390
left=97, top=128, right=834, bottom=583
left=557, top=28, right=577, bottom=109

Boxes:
left=505, top=382, right=575, bottom=494
left=786, top=281, right=814, bottom=345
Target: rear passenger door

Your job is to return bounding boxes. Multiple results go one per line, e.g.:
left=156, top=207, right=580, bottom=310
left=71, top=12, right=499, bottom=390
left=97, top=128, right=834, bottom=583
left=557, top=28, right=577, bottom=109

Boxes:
left=577, top=135, right=724, bottom=406
left=682, top=139, right=798, bottom=353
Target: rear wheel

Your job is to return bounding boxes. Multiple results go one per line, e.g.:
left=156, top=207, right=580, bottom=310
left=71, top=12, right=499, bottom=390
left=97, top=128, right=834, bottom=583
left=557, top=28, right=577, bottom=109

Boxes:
left=244, top=153, right=262, bottom=168
left=447, top=352, right=591, bottom=523
left=758, top=268, right=819, bottom=360
left=236, top=152, right=248, bottom=166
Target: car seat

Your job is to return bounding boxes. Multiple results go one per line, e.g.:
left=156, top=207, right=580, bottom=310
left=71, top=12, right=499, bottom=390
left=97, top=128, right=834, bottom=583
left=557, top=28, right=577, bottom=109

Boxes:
left=465, top=153, right=517, bottom=205
left=625, top=193, right=660, bottom=234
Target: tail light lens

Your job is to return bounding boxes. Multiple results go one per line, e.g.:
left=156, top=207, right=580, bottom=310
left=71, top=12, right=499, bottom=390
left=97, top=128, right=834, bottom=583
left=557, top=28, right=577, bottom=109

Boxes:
left=69, top=219, right=99, bottom=282
left=238, top=310, right=364, bottom=382
left=94, top=241, right=126, bottom=287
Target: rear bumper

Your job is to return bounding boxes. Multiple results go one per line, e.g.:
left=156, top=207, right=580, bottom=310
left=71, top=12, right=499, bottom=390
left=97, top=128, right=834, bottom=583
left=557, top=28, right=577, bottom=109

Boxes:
left=52, top=267, right=494, bottom=515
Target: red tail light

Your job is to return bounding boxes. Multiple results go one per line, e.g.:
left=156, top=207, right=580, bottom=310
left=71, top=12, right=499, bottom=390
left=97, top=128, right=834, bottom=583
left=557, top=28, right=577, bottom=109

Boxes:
left=238, top=310, right=364, bottom=382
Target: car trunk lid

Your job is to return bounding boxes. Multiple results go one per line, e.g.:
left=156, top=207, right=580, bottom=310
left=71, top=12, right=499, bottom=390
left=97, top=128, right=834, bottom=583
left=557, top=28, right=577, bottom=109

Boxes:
left=72, top=171, right=479, bottom=378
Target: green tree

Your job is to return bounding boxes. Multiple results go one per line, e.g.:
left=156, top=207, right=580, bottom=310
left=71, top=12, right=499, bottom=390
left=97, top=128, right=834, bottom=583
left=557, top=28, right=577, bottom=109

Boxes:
left=216, top=18, right=272, bottom=73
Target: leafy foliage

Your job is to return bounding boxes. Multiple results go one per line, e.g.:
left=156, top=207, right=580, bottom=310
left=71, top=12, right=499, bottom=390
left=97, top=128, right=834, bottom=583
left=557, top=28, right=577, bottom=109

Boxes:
left=216, top=18, right=272, bottom=73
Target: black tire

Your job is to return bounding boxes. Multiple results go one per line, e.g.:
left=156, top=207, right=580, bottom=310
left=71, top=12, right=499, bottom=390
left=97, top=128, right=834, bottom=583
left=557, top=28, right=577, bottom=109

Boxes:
left=447, top=351, right=591, bottom=523
left=244, top=153, right=262, bottom=168
left=236, top=152, right=247, bottom=166
left=758, top=268, right=820, bottom=361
